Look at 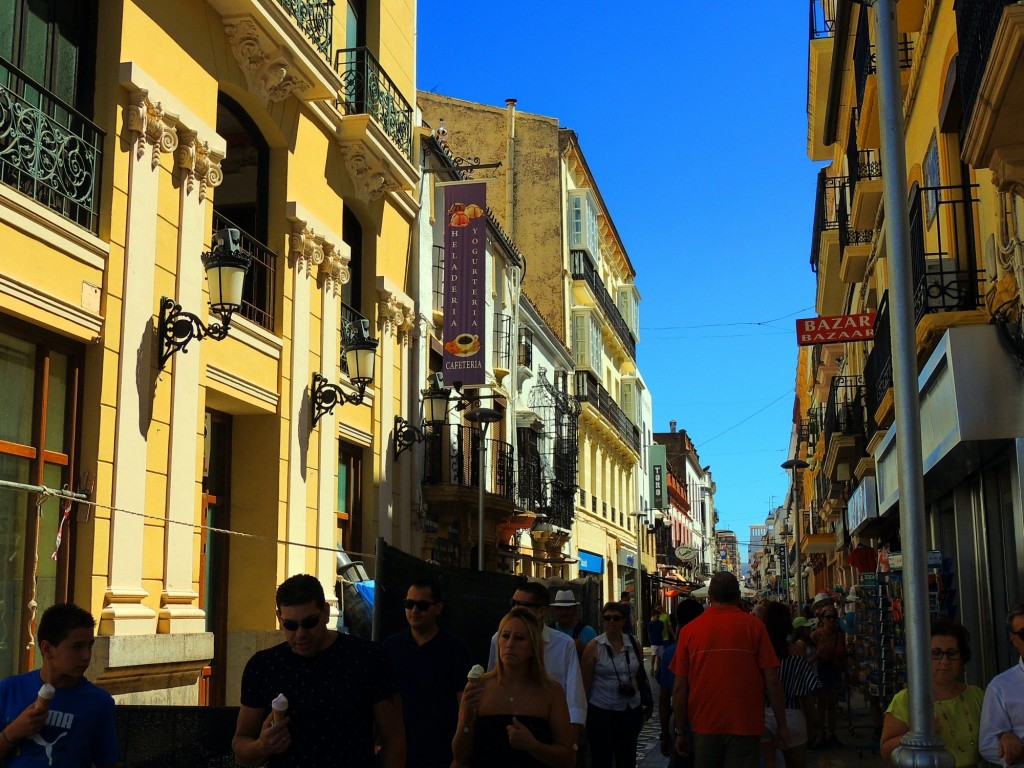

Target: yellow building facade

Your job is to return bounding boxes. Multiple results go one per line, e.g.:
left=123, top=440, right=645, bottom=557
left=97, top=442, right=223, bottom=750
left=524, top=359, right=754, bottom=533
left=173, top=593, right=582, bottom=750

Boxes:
left=795, top=0, right=1024, bottom=674
left=0, top=0, right=418, bottom=704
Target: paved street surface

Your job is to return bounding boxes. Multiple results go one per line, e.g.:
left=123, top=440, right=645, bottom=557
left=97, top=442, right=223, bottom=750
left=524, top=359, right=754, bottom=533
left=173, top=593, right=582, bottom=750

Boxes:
left=636, top=653, right=885, bottom=768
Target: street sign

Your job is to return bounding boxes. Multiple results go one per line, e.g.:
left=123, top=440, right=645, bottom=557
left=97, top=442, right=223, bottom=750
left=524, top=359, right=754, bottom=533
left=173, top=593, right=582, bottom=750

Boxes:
left=795, top=313, right=876, bottom=346
left=675, top=545, right=698, bottom=562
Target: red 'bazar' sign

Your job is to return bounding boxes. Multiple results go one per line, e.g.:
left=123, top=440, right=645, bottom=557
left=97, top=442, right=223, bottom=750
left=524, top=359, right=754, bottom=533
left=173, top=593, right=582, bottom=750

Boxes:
left=795, top=313, right=877, bottom=346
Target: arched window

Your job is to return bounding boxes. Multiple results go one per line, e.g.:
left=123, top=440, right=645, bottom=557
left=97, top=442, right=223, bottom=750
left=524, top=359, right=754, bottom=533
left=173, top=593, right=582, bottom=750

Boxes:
left=214, top=93, right=277, bottom=331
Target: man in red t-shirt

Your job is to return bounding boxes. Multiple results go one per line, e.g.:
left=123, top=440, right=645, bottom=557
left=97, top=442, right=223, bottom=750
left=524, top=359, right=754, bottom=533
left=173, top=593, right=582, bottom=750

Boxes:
left=670, top=572, right=788, bottom=768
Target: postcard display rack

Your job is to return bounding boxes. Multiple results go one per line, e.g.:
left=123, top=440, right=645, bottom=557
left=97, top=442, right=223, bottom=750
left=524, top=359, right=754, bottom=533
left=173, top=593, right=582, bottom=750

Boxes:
left=853, top=552, right=955, bottom=707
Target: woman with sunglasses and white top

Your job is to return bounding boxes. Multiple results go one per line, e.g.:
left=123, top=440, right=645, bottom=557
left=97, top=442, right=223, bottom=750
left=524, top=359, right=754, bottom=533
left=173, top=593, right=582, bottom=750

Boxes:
left=881, top=619, right=984, bottom=767
left=580, top=602, right=653, bottom=768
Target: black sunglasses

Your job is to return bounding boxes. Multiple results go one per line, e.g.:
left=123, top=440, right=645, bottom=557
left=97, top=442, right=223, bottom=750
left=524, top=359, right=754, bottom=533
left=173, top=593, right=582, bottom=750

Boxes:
left=280, top=614, right=320, bottom=632
left=404, top=599, right=435, bottom=611
left=1012, top=628, right=1024, bottom=642
left=930, top=648, right=961, bottom=660
left=602, top=615, right=624, bottom=622
left=511, top=599, right=542, bottom=609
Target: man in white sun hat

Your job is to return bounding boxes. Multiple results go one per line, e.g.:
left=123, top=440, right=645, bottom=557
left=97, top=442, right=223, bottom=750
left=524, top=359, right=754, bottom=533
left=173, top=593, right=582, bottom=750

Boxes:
left=551, top=588, right=596, bottom=658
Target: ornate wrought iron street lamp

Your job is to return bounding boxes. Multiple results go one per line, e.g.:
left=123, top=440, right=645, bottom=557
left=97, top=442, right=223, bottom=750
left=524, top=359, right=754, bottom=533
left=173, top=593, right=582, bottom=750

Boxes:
left=310, top=318, right=379, bottom=426
left=159, top=228, right=251, bottom=368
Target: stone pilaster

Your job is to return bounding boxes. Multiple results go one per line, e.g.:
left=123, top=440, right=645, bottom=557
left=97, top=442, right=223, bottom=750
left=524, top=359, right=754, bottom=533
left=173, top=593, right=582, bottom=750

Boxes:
left=103, top=90, right=178, bottom=635
left=159, top=125, right=224, bottom=634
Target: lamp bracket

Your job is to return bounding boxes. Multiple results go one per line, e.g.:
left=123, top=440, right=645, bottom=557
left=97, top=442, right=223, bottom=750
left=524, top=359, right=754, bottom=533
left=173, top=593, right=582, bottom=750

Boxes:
left=311, top=372, right=368, bottom=427
left=393, top=415, right=426, bottom=458
left=158, top=296, right=232, bottom=369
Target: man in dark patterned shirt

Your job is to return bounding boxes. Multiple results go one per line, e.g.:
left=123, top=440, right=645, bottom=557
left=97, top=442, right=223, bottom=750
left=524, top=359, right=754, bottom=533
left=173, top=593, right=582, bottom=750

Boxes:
left=232, top=574, right=405, bottom=767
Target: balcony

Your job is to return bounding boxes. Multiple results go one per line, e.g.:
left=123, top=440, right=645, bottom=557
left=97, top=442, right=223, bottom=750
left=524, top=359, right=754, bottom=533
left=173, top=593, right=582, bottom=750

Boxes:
left=571, top=251, right=637, bottom=362
left=958, top=2, right=1024, bottom=192
left=846, top=115, right=883, bottom=236
left=516, top=453, right=542, bottom=514
left=278, top=0, right=333, bottom=61
left=863, top=292, right=893, bottom=437
left=574, top=370, right=641, bottom=455
left=821, top=375, right=867, bottom=483
left=909, top=184, right=987, bottom=352
left=422, top=425, right=515, bottom=515
left=854, top=4, right=915, bottom=149
left=810, top=170, right=845, bottom=315
left=335, top=47, right=413, bottom=161
left=208, top=0, right=338, bottom=101
left=213, top=212, right=278, bottom=331
left=807, top=0, right=838, bottom=161
left=837, top=177, right=874, bottom=284
left=0, top=57, right=103, bottom=233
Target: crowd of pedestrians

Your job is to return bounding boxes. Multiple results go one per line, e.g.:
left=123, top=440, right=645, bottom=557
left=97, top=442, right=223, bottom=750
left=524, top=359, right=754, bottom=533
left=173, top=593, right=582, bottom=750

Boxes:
left=3, top=578, right=1024, bottom=768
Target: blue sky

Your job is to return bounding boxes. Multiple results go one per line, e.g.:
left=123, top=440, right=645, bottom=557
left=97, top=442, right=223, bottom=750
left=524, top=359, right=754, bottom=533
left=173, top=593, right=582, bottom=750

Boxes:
left=417, top=4, right=820, bottom=555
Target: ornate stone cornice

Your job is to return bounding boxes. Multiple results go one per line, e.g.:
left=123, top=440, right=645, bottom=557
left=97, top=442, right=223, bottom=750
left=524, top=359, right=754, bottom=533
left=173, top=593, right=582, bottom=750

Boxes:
left=992, top=144, right=1024, bottom=200
left=224, top=17, right=311, bottom=103
left=321, top=243, right=351, bottom=297
left=125, top=91, right=178, bottom=170
left=339, top=145, right=404, bottom=201
left=287, top=220, right=349, bottom=296
left=174, top=129, right=224, bottom=202
left=377, top=287, right=416, bottom=342
left=289, top=224, right=323, bottom=276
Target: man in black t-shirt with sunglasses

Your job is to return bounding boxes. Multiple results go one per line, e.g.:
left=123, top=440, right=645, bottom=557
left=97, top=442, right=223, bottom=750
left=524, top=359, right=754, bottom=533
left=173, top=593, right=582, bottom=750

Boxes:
left=232, top=574, right=405, bottom=768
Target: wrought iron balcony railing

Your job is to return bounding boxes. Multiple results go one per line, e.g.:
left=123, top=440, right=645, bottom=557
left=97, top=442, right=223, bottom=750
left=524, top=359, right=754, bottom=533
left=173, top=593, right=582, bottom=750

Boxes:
left=544, top=478, right=577, bottom=530
left=570, top=251, right=637, bottom=360
left=516, top=453, right=542, bottom=514
left=574, top=370, right=641, bottom=454
left=853, top=4, right=915, bottom=119
left=863, top=291, right=891, bottom=434
left=956, top=1, right=1016, bottom=135
left=279, top=0, right=333, bottom=61
left=822, top=375, right=866, bottom=449
left=0, top=56, right=103, bottom=233
left=340, top=301, right=367, bottom=375
left=213, top=212, right=278, bottom=331
left=810, top=170, right=843, bottom=271
left=909, top=184, right=984, bottom=324
left=809, top=0, right=839, bottom=39
left=334, top=47, right=413, bottom=160
left=422, top=425, right=514, bottom=502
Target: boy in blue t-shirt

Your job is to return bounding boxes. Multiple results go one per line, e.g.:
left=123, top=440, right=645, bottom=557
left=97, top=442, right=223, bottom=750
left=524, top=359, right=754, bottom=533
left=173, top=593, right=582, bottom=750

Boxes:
left=0, top=603, right=119, bottom=767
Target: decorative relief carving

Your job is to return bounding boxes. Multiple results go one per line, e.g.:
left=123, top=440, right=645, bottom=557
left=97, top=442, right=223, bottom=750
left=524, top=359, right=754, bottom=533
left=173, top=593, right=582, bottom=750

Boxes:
left=377, top=288, right=416, bottom=342
left=289, top=225, right=324, bottom=276
left=175, top=129, right=224, bottom=202
left=339, top=145, right=403, bottom=201
left=125, top=91, right=178, bottom=170
left=321, top=244, right=351, bottom=296
left=224, top=17, right=311, bottom=103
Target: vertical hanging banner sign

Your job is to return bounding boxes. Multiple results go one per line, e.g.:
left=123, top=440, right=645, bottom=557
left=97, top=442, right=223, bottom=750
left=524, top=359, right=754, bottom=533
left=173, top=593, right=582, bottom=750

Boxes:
left=443, top=181, right=488, bottom=386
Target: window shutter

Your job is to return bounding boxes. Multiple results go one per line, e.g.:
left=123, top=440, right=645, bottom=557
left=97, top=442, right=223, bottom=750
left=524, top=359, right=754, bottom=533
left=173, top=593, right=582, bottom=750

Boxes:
left=572, top=313, right=589, bottom=369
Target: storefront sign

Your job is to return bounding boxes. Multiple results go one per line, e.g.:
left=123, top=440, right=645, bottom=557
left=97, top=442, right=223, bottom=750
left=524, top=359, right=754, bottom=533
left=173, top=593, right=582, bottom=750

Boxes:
left=650, top=445, right=666, bottom=510
left=796, top=313, right=876, bottom=346
left=578, top=549, right=604, bottom=574
left=846, top=476, right=878, bottom=534
left=443, top=181, right=488, bottom=386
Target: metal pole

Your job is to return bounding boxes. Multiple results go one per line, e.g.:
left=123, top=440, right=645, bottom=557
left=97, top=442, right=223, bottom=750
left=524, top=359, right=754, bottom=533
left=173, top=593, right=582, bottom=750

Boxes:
left=477, top=423, right=488, bottom=571
left=635, top=513, right=644, bottom=644
left=870, top=1, right=952, bottom=766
